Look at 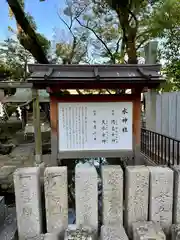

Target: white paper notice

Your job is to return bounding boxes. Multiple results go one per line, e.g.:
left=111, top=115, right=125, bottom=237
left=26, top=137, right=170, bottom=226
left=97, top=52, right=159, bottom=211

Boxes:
left=58, top=102, right=132, bottom=151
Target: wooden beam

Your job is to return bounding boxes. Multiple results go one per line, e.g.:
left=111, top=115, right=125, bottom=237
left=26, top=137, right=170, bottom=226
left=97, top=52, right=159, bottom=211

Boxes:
left=7, top=0, right=49, bottom=64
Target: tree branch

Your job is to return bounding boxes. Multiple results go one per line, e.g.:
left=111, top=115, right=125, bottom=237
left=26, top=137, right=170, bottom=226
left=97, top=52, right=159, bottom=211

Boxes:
left=136, top=38, right=149, bottom=50
left=115, top=35, right=122, bottom=53
left=57, top=10, right=75, bottom=39
left=7, top=0, right=48, bottom=64
left=75, top=18, right=115, bottom=63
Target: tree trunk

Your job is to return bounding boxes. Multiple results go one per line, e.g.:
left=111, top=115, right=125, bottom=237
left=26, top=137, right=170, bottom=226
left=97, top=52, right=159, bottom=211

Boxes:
left=126, top=26, right=138, bottom=64
left=126, top=37, right=137, bottom=64
left=117, top=9, right=138, bottom=64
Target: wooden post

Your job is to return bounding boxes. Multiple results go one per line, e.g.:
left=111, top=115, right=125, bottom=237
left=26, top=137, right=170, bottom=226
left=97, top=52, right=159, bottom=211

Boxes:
left=32, top=89, right=42, bottom=165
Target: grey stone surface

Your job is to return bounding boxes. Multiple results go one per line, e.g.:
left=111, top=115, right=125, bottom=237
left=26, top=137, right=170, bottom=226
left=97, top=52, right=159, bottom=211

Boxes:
left=124, top=166, right=149, bottom=236
left=75, top=165, right=98, bottom=231
left=101, top=225, right=128, bottom=240
left=64, top=225, right=97, bottom=240
left=44, top=232, right=60, bottom=240
left=0, top=207, right=17, bottom=240
left=171, top=224, right=180, bottom=240
left=0, top=166, right=17, bottom=180
left=132, top=221, right=165, bottom=240
left=148, top=166, right=173, bottom=234
left=102, top=165, right=123, bottom=226
left=14, top=167, right=42, bottom=240
left=172, top=166, right=180, bottom=223
left=0, top=196, right=5, bottom=227
left=44, top=167, right=68, bottom=233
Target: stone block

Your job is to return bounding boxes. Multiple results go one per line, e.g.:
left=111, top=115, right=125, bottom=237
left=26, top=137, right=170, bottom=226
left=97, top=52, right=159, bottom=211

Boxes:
left=14, top=167, right=42, bottom=240
left=0, top=196, right=5, bottom=227
left=101, top=225, right=128, bottom=240
left=171, top=224, right=180, bottom=240
left=0, top=207, right=17, bottom=240
left=44, top=167, right=68, bottom=233
left=44, top=232, right=60, bottom=240
left=75, top=165, right=98, bottom=231
left=132, top=221, right=166, bottom=240
left=64, top=225, right=97, bottom=240
left=102, top=165, right=123, bottom=226
left=148, top=166, right=173, bottom=234
left=124, top=166, right=149, bottom=236
left=172, top=166, right=180, bottom=223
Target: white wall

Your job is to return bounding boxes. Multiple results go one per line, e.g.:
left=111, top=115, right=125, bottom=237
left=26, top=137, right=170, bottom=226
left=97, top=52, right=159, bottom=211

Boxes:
left=145, top=91, right=180, bottom=139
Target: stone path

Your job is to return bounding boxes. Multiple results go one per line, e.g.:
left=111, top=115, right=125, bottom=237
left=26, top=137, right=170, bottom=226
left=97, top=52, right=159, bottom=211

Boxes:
left=0, top=144, right=50, bottom=191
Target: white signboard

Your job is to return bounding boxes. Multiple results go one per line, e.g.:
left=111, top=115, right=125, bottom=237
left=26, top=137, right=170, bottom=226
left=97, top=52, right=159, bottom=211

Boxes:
left=58, top=102, right=132, bottom=151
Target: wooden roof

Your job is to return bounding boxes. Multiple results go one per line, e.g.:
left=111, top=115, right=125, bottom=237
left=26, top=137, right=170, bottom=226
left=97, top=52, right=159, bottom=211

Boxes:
left=27, top=64, right=164, bottom=91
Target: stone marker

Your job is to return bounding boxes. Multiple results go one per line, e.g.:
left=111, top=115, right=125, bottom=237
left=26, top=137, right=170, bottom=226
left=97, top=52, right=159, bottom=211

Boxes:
left=44, top=167, right=68, bottom=233
left=27, top=232, right=60, bottom=240
left=101, top=225, right=128, bottom=240
left=171, top=224, right=180, bottom=240
left=14, top=167, right=42, bottom=240
left=124, top=166, right=149, bottom=236
left=148, top=166, right=173, bottom=234
left=64, top=224, right=97, bottom=240
left=75, top=165, right=98, bottom=231
left=44, top=232, right=60, bottom=240
left=102, top=165, right=123, bottom=226
left=172, top=166, right=180, bottom=223
left=132, top=221, right=166, bottom=240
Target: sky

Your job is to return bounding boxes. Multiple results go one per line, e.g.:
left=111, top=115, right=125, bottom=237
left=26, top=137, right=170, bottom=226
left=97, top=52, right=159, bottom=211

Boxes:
left=0, top=0, right=67, bottom=41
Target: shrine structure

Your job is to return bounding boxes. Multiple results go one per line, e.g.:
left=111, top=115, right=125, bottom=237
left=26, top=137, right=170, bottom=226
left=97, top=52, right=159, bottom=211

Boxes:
left=27, top=64, right=164, bottom=165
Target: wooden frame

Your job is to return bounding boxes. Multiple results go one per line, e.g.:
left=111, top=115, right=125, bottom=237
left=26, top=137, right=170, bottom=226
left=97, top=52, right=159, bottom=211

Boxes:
left=50, top=93, right=141, bottom=160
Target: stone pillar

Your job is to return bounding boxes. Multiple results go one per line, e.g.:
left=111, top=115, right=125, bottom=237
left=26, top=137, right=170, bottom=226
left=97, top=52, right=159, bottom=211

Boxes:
left=0, top=196, right=5, bottom=227
left=14, top=167, right=42, bottom=240
left=101, top=225, right=128, bottom=240
left=44, top=167, right=68, bottom=233
left=44, top=232, right=60, bottom=240
left=124, top=166, right=149, bottom=237
left=148, top=166, right=173, bottom=234
left=75, top=165, right=98, bottom=231
left=64, top=225, right=97, bottom=240
left=172, top=166, right=180, bottom=224
left=132, top=221, right=165, bottom=240
left=31, top=233, right=60, bottom=240
left=145, top=91, right=158, bottom=132
left=171, top=224, right=180, bottom=240
left=102, top=165, right=123, bottom=226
